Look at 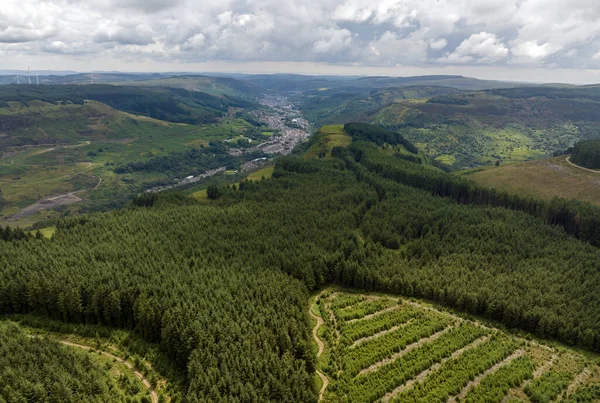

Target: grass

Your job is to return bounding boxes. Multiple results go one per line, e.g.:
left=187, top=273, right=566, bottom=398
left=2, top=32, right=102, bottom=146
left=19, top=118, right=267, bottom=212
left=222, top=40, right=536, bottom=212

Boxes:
left=30, top=226, right=56, bottom=239
left=464, top=155, right=600, bottom=207
left=245, top=166, right=274, bottom=181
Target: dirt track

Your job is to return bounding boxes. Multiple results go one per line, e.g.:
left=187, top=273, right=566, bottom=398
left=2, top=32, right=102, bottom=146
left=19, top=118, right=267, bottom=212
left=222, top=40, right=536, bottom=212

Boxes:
left=566, top=156, right=600, bottom=174
left=58, top=340, right=158, bottom=403
left=310, top=292, right=329, bottom=402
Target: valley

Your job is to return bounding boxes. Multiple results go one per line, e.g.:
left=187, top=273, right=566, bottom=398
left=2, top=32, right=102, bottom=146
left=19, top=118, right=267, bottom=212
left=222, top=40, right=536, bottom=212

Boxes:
left=3, top=73, right=600, bottom=402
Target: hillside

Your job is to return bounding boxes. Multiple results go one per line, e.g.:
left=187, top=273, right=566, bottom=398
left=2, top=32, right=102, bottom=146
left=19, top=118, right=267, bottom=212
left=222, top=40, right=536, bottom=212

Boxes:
left=121, top=75, right=260, bottom=100
left=313, top=289, right=600, bottom=403
left=240, top=74, right=524, bottom=93
left=0, top=87, right=266, bottom=224
left=0, top=84, right=254, bottom=126
left=3, top=124, right=600, bottom=400
left=465, top=156, right=600, bottom=206
left=298, top=86, right=600, bottom=169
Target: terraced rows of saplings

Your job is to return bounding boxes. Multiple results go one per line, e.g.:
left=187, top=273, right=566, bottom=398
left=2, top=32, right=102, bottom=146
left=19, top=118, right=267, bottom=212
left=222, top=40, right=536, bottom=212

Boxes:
left=311, top=289, right=600, bottom=403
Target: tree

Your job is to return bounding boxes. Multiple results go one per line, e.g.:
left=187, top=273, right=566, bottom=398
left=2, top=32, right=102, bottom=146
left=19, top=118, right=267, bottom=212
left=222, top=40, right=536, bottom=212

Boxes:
left=207, top=185, right=221, bottom=200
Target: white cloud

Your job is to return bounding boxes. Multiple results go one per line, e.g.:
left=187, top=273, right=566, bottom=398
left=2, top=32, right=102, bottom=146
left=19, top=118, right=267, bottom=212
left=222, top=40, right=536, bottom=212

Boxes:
left=429, top=38, right=448, bottom=50
left=440, top=32, right=508, bottom=64
left=312, top=28, right=352, bottom=54
left=512, top=40, right=563, bottom=60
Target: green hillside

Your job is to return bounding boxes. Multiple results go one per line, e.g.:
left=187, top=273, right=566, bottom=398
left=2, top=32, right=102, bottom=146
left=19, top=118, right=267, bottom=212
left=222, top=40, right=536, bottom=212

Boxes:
left=121, top=75, right=260, bottom=100
left=298, top=86, right=600, bottom=169
left=4, top=124, right=600, bottom=400
left=0, top=84, right=254, bottom=127
left=0, top=90, right=262, bottom=224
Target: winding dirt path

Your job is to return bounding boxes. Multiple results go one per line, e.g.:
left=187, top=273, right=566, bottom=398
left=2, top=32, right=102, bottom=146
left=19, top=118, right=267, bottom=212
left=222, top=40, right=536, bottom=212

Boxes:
left=566, top=156, right=600, bottom=174
left=58, top=340, right=158, bottom=403
left=310, top=292, right=329, bottom=402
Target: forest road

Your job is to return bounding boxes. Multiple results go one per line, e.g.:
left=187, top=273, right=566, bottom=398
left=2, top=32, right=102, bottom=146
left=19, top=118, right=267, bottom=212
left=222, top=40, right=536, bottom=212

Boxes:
left=566, top=156, right=600, bottom=174
left=310, top=291, right=329, bottom=402
left=58, top=340, right=159, bottom=403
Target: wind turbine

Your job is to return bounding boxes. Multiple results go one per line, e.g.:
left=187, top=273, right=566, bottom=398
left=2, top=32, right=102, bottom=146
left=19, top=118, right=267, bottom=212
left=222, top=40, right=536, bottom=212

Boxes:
left=27, top=66, right=31, bottom=84
left=90, top=71, right=95, bottom=84
left=36, top=74, right=39, bottom=85
left=12, top=74, right=20, bottom=84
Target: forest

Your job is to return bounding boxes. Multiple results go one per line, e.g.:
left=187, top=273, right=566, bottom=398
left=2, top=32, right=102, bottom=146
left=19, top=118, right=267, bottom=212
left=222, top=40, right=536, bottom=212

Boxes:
left=570, top=139, right=600, bottom=169
left=3, top=124, right=600, bottom=400
left=0, top=321, right=152, bottom=402
left=113, top=142, right=266, bottom=178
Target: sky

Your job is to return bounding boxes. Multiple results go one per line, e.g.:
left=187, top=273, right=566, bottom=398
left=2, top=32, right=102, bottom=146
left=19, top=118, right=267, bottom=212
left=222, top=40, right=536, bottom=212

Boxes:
left=2, top=0, right=600, bottom=83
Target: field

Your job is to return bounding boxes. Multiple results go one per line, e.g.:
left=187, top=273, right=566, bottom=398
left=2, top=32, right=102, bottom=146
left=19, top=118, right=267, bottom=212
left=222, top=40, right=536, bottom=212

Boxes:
left=0, top=100, right=254, bottom=224
left=312, top=289, right=600, bottom=403
left=465, top=156, right=600, bottom=207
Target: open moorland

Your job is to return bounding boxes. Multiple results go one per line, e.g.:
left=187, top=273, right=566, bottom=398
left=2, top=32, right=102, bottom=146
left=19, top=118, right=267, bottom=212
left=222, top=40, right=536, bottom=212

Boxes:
left=465, top=156, right=600, bottom=207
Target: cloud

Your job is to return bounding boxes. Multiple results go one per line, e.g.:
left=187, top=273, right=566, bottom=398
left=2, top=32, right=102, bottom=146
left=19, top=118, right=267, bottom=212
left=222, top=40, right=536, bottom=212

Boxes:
left=312, top=28, right=352, bottom=54
left=440, top=32, right=508, bottom=64
left=512, top=40, right=563, bottom=60
left=1, top=0, right=600, bottom=74
left=429, top=39, right=448, bottom=50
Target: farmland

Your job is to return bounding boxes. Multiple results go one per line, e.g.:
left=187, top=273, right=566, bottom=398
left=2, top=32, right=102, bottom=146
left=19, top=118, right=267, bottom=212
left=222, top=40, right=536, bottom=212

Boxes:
left=312, top=289, right=600, bottom=403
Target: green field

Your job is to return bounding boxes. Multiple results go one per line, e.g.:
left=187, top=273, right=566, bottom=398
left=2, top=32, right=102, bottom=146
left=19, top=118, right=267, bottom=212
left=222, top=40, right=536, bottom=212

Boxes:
left=465, top=156, right=600, bottom=207
left=313, top=289, right=600, bottom=403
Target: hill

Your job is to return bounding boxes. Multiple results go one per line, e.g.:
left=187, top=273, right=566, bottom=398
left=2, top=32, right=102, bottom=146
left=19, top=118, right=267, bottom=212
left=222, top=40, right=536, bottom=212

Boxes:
left=298, top=86, right=600, bottom=169
left=313, top=289, right=600, bottom=403
left=120, top=75, right=260, bottom=100
left=240, top=74, right=524, bottom=93
left=0, top=84, right=254, bottom=126
left=465, top=156, right=600, bottom=207
left=0, top=85, right=266, bottom=224
left=3, top=124, right=600, bottom=399
left=571, top=139, right=600, bottom=169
